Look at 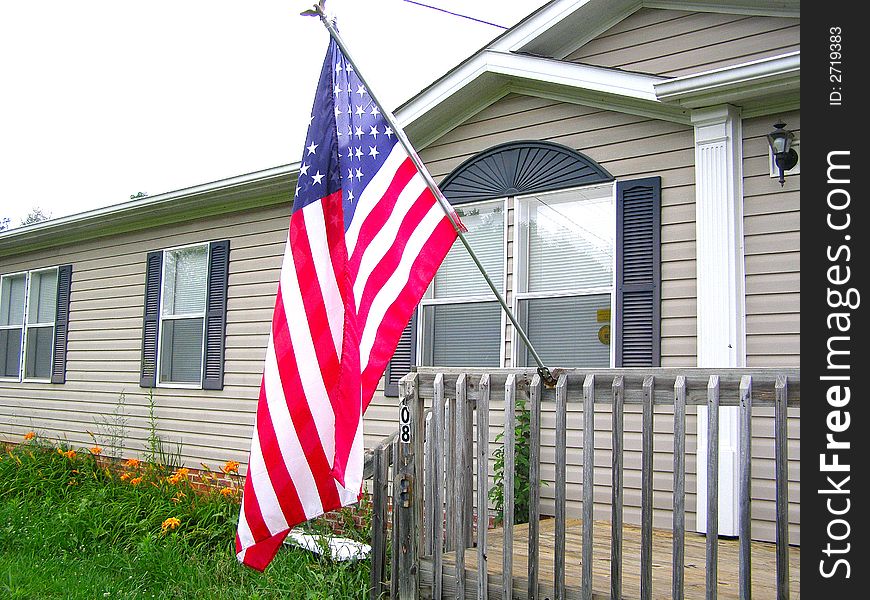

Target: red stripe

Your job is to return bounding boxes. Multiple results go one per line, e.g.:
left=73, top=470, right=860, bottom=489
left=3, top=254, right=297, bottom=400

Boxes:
left=361, top=217, right=457, bottom=406
left=240, top=463, right=273, bottom=546
left=288, top=210, right=341, bottom=408
left=270, top=287, right=342, bottom=511
left=348, top=158, right=418, bottom=279
left=319, top=191, right=362, bottom=487
left=355, top=187, right=437, bottom=330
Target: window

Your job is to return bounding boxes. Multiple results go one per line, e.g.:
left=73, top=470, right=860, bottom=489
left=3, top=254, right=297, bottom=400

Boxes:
left=419, top=200, right=505, bottom=367
left=0, top=273, right=27, bottom=379
left=140, top=240, right=229, bottom=389
left=383, top=141, right=660, bottom=395
left=0, top=265, right=72, bottom=382
left=159, top=245, right=208, bottom=385
left=514, top=184, right=614, bottom=367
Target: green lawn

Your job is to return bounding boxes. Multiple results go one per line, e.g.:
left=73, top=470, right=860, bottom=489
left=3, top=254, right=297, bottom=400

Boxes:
left=0, top=438, right=370, bottom=599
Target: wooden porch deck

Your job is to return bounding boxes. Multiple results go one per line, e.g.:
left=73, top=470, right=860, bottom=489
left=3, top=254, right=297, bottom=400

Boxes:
left=420, top=518, right=800, bottom=599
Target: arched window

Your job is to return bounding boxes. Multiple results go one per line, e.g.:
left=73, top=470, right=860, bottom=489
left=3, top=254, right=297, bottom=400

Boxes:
left=384, top=141, right=659, bottom=395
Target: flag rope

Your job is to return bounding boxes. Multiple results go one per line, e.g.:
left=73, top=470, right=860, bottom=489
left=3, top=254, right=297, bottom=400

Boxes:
left=303, top=1, right=556, bottom=387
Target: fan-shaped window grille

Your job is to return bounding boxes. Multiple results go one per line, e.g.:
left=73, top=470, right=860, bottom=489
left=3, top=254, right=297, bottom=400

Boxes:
left=440, top=140, right=613, bottom=204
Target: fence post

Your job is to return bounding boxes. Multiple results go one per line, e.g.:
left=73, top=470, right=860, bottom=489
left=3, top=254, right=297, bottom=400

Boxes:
left=396, top=372, right=422, bottom=599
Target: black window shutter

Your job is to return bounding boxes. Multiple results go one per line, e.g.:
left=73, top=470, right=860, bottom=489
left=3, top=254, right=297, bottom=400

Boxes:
left=140, top=251, right=163, bottom=387
left=202, top=240, right=230, bottom=390
left=615, top=177, right=661, bottom=367
left=384, top=309, right=417, bottom=397
left=50, top=264, right=73, bottom=384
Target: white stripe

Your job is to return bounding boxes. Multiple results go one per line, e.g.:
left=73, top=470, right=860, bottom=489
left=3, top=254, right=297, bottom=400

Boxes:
left=345, top=144, right=410, bottom=256
left=335, top=419, right=365, bottom=506
left=246, top=417, right=290, bottom=536
left=263, top=336, right=325, bottom=519
left=301, top=201, right=344, bottom=358
left=352, top=174, right=427, bottom=309
left=359, top=205, right=446, bottom=369
left=279, top=230, right=336, bottom=466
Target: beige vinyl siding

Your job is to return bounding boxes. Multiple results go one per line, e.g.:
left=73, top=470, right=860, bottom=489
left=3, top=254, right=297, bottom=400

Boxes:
left=741, top=111, right=801, bottom=544
left=743, top=111, right=800, bottom=367
left=566, top=8, right=799, bottom=77
left=0, top=198, right=394, bottom=470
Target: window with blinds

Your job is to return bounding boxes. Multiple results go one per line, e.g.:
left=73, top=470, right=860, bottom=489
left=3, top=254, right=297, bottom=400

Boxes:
left=158, top=244, right=209, bottom=385
left=515, top=184, right=615, bottom=367
left=0, top=267, right=67, bottom=382
left=420, top=200, right=505, bottom=367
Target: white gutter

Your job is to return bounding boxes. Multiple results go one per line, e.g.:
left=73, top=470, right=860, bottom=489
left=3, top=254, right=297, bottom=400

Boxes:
left=654, top=51, right=800, bottom=106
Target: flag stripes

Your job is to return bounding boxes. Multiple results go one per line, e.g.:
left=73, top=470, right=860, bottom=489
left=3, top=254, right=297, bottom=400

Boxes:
left=236, top=36, right=460, bottom=571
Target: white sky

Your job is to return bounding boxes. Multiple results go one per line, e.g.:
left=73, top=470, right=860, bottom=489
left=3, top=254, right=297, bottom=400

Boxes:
left=0, top=0, right=548, bottom=228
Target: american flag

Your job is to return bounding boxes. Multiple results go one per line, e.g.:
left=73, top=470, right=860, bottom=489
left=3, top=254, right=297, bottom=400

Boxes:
left=235, top=37, right=460, bottom=571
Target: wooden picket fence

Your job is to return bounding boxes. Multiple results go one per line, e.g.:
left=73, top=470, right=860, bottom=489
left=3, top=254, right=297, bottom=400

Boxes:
left=365, top=367, right=800, bottom=599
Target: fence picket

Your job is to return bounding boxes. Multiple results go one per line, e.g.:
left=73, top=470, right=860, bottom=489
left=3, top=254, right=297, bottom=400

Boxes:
left=611, top=376, right=625, bottom=600
left=502, top=374, right=517, bottom=600
left=477, top=374, right=491, bottom=600
left=554, top=373, right=568, bottom=600
left=641, top=375, right=654, bottom=600
left=706, top=375, right=720, bottom=600
left=582, top=374, right=595, bottom=600
left=528, top=374, right=542, bottom=600
left=673, top=376, right=687, bottom=600
left=775, top=376, right=790, bottom=600
left=739, top=376, right=753, bottom=600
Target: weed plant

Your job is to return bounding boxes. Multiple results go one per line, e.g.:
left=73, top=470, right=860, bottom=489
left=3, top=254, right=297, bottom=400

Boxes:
left=0, top=434, right=370, bottom=599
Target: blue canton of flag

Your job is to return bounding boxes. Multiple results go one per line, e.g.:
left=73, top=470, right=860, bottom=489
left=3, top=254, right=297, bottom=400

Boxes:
left=294, top=41, right=397, bottom=232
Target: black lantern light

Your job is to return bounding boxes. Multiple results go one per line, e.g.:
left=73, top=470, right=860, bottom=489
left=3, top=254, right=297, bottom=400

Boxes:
left=766, top=120, right=798, bottom=186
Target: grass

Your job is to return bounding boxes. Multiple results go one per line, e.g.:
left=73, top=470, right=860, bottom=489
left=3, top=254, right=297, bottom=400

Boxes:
left=0, top=435, right=371, bottom=599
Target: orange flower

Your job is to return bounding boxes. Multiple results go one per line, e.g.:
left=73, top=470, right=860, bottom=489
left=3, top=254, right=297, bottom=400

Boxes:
left=130, top=476, right=143, bottom=485
left=175, top=468, right=190, bottom=477
left=120, top=472, right=132, bottom=481
left=167, top=474, right=181, bottom=485
left=221, top=460, right=240, bottom=475
left=123, top=458, right=141, bottom=468
left=63, top=450, right=77, bottom=459
left=89, top=446, right=102, bottom=455
left=219, top=487, right=236, bottom=497
left=23, top=432, right=35, bottom=440
left=161, top=517, right=181, bottom=533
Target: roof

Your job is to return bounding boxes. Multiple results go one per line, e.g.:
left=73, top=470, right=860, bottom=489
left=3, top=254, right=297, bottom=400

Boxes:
left=0, top=0, right=799, bottom=258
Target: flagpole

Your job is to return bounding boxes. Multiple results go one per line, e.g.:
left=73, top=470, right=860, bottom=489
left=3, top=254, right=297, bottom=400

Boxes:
left=302, top=2, right=556, bottom=386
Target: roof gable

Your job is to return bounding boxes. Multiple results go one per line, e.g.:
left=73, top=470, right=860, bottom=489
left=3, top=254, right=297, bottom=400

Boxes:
left=397, top=0, right=799, bottom=149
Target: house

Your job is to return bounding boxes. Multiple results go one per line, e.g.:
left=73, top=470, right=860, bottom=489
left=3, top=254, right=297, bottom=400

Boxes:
left=0, top=0, right=799, bottom=549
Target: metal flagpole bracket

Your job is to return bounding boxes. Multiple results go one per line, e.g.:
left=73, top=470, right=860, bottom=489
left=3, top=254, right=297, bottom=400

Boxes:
left=537, top=366, right=558, bottom=389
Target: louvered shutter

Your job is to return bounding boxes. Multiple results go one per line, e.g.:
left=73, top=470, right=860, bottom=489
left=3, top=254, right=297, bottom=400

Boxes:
left=384, top=309, right=417, bottom=397
left=615, top=177, right=661, bottom=366
left=139, top=251, right=163, bottom=387
left=202, top=240, right=230, bottom=390
left=50, top=264, right=73, bottom=384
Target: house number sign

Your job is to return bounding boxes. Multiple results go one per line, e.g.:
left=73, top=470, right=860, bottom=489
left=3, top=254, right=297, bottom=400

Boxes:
left=399, top=404, right=412, bottom=444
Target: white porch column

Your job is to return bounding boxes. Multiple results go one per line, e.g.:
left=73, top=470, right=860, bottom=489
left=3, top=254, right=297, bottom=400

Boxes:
left=692, top=105, right=745, bottom=536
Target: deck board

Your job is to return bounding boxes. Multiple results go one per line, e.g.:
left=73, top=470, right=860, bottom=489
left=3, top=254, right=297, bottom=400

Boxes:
left=420, top=518, right=800, bottom=599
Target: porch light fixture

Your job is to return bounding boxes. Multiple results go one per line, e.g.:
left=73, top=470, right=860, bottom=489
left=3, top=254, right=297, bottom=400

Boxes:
left=767, top=120, right=798, bottom=186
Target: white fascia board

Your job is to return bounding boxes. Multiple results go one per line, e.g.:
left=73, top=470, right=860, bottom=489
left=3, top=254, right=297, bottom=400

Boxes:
left=489, top=51, right=665, bottom=102
left=654, top=52, right=800, bottom=108
left=398, top=50, right=676, bottom=147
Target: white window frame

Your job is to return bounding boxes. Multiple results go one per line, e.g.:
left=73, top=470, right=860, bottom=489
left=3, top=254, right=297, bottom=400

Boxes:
left=156, top=242, right=210, bottom=389
left=417, top=198, right=508, bottom=368
left=0, top=267, right=59, bottom=383
left=511, top=183, right=617, bottom=368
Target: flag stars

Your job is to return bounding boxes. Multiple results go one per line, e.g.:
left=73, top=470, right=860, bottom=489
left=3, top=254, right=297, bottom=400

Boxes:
left=384, top=127, right=394, bottom=138
left=306, top=142, right=318, bottom=155
left=311, top=171, right=324, bottom=185
left=370, top=105, right=380, bottom=117
left=355, top=84, right=366, bottom=96
left=300, top=163, right=310, bottom=176
left=369, top=126, right=379, bottom=138
left=354, top=126, right=364, bottom=139
left=368, top=146, right=380, bottom=159
left=354, top=168, right=364, bottom=181
left=354, top=147, right=363, bottom=159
